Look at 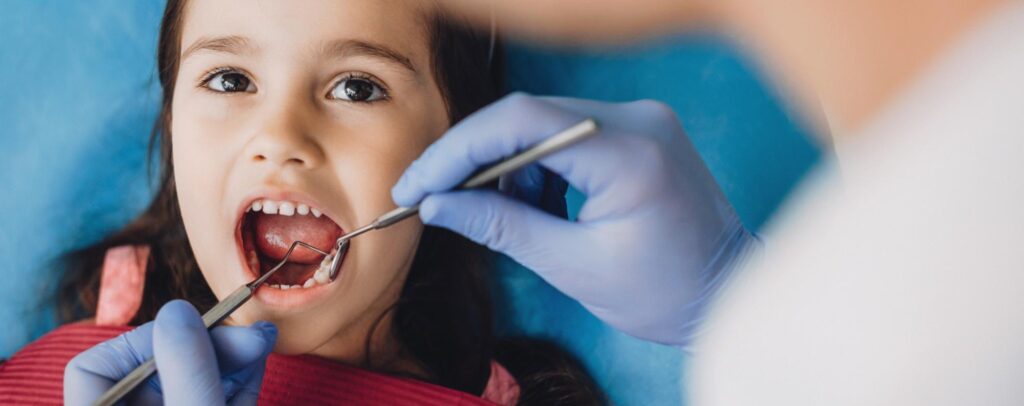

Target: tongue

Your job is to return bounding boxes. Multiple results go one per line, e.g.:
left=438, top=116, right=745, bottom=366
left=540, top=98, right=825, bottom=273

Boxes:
left=254, top=213, right=342, bottom=264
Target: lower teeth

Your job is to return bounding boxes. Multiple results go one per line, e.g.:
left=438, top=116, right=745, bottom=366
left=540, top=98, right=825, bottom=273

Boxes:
left=265, top=245, right=339, bottom=290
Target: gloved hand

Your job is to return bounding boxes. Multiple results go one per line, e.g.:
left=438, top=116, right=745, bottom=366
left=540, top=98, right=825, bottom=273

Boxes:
left=392, top=93, right=756, bottom=346
left=64, top=300, right=277, bottom=405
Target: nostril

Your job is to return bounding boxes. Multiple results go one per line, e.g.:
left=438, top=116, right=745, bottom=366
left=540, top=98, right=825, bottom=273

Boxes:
left=252, top=154, right=307, bottom=166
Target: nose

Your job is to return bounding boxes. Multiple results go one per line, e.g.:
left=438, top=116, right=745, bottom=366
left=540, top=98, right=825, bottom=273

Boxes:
left=245, top=101, right=325, bottom=170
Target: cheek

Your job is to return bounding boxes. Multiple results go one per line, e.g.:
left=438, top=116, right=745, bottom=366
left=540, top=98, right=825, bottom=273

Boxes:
left=322, top=122, right=430, bottom=287
left=281, top=104, right=445, bottom=349
left=172, top=120, right=219, bottom=225
left=169, top=103, right=241, bottom=297
left=171, top=103, right=229, bottom=212
left=324, top=95, right=449, bottom=216
left=170, top=92, right=251, bottom=213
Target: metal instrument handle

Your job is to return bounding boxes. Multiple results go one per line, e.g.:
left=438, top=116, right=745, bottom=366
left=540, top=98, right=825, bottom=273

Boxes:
left=202, top=286, right=254, bottom=327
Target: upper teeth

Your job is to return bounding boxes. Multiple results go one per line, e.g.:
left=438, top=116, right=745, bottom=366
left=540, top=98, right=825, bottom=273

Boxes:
left=249, top=199, right=322, bottom=218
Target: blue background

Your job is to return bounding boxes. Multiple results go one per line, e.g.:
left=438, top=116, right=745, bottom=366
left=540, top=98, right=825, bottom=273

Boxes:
left=0, top=1, right=820, bottom=404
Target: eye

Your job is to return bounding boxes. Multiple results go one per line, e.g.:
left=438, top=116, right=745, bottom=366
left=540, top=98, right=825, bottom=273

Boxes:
left=203, top=70, right=255, bottom=93
left=328, top=76, right=387, bottom=102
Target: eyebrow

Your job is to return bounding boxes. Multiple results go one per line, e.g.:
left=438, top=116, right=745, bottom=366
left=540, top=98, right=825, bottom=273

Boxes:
left=181, top=35, right=254, bottom=60
left=180, top=36, right=417, bottom=74
left=322, top=39, right=417, bottom=73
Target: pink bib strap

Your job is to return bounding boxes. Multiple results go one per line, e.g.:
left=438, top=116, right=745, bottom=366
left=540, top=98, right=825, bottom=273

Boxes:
left=481, top=360, right=520, bottom=405
left=95, top=245, right=149, bottom=326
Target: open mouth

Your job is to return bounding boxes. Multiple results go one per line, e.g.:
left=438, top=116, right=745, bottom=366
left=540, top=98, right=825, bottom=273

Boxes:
left=239, top=198, right=347, bottom=290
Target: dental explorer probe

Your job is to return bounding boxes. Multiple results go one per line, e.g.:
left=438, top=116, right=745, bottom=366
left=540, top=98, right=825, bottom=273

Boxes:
left=327, top=117, right=599, bottom=279
left=92, top=240, right=345, bottom=406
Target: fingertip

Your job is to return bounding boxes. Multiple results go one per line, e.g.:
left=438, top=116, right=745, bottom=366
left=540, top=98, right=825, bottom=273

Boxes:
left=418, top=191, right=499, bottom=246
left=418, top=194, right=441, bottom=225
left=418, top=194, right=462, bottom=228
left=391, top=173, right=420, bottom=207
left=152, top=301, right=221, bottom=404
left=156, top=300, right=203, bottom=330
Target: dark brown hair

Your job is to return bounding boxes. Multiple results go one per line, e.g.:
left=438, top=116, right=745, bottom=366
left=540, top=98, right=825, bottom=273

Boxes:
left=58, top=1, right=603, bottom=404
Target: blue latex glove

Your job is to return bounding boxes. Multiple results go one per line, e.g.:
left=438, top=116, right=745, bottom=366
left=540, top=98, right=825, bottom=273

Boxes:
left=64, top=300, right=277, bottom=405
left=392, top=93, right=755, bottom=346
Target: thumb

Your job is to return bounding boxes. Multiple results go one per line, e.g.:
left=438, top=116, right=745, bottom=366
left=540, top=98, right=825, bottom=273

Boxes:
left=219, top=322, right=277, bottom=405
left=419, top=190, right=580, bottom=274
left=153, top=300, right=225, bottom=405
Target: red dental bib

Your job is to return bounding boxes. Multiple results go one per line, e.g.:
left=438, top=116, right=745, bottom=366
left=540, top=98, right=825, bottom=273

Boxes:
left=0, top=245, right=519, bottom=405
left=0, top=324, right=502, bottom=405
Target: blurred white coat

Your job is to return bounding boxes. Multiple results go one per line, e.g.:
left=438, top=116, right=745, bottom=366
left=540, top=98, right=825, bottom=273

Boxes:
left=690, top=3, right=1024, bottom=405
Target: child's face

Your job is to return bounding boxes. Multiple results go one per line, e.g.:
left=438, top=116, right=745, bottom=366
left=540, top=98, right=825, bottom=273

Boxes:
left=170, top=0, right=449, bottom=359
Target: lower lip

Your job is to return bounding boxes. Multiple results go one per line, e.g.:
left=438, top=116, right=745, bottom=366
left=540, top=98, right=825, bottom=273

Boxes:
left=251, top=252, right=345, bottom=308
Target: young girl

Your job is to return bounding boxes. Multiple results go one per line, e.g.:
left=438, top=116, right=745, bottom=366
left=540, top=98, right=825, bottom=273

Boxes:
left=0, top=0, right=602, bottom=404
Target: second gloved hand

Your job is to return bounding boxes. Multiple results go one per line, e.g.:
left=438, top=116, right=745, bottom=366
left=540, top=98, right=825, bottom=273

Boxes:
left=392, top=93, right=755, bottom=346
left=64, top=300, right=277, bottom=405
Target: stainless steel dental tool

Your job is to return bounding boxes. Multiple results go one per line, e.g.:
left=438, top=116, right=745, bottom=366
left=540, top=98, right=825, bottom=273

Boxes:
left=92, top=240, right=345, bottom=406
left=326, top=117, right=599, bottom=279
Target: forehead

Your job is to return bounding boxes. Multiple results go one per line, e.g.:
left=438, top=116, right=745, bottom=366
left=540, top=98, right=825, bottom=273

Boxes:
left=180, top=0, right=433, bottom=65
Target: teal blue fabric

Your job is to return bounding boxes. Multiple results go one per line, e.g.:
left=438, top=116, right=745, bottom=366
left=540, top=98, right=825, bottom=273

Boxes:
left=0, top=1, right=164, bottom=355
left=0, top=2, right=819, bottom=404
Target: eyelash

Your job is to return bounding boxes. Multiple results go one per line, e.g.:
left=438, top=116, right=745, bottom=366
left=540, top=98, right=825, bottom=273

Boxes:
left=326, top=72, right=390, bottom=104
left=196, top=67, right=391, bottom=104
left=196, top=67, right=251, bottom=92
